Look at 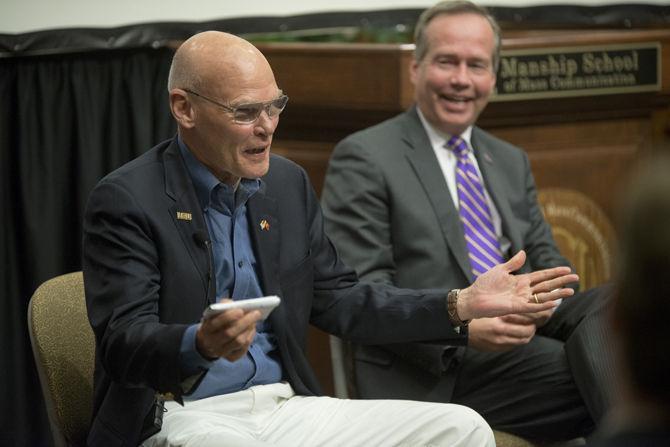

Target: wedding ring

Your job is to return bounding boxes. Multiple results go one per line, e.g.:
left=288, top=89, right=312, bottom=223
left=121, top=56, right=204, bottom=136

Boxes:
left=533, top=293, right=539, bottom=304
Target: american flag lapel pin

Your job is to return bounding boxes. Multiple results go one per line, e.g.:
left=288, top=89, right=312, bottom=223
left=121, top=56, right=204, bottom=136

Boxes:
left=260, top=219, right=270, bottom=231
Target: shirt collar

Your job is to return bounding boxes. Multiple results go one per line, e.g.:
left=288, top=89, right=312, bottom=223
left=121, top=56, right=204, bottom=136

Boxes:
left=415, top=107, right=474, bottom=151
left=177, top=135, right=261, bottom=211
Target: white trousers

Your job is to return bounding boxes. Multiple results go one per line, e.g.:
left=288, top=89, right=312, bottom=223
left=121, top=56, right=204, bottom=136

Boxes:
left=142, top=382, right=494, bottom=447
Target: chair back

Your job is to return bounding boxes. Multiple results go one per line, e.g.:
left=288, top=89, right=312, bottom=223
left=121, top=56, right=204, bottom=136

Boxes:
left=27, top=271, right=93, bottom=447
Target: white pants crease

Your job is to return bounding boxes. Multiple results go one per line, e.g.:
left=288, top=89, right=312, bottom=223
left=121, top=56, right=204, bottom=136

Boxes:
left=142, top=382, right=494, bottom=447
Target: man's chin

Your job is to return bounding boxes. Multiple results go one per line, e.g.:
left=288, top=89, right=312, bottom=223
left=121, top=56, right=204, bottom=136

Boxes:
left=245, top=163, right=270, bottom=180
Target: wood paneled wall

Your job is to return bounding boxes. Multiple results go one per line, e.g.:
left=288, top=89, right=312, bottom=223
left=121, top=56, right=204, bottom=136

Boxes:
left=258, top=28, right=670, bottom=396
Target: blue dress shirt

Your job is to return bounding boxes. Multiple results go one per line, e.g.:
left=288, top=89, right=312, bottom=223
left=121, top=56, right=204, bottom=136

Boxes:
left=177, top=138, right=283, bottom=400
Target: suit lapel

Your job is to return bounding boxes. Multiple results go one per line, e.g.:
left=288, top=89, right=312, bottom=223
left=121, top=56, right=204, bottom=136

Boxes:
left=402, top=109, right=472, bottom=280
left=247, top=185, right=281, bottom=297
left=247, top=185, right=286, bottom=340
left=471, top=128, right=522, bottom=256
left=163, top=138, right=213, bottom=305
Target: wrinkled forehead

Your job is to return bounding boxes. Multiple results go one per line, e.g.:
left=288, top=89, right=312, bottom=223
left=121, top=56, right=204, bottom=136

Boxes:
left=202, top=44, right=278, bottom=97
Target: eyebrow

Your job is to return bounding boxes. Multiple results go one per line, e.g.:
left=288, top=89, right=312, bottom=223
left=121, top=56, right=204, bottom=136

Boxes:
left=231, top=90, right=284, bottom=106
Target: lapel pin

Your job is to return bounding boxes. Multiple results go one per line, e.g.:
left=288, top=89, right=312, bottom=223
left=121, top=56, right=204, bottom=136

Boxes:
left=260, top=219, right=270, bottom=231
left=177, top=211, right=192, bottom=221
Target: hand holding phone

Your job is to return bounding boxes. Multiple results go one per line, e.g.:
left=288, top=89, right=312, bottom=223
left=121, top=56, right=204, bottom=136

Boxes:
left=202, top=295, right=281, bottom=320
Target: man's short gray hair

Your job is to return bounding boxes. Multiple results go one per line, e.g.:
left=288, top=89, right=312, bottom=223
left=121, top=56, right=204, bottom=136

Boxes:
left=413, top=0, right=501, bottom=72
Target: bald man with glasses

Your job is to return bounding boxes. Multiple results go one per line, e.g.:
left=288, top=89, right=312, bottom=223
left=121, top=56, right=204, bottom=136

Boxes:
left=83, top=30, right=578, bottom=447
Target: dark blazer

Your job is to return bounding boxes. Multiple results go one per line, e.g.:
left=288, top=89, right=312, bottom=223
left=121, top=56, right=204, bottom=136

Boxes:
left=83, top=137, right=460, bottom=446
left=322, top=108, right=571, bottom=399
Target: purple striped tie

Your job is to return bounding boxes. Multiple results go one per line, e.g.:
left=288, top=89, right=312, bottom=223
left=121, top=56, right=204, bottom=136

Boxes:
left=447, top=136, right=504, bottom=277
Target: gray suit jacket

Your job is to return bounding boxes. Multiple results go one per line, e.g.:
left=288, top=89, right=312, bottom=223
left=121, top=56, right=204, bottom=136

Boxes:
left=322, top=107, right=570, bottom=399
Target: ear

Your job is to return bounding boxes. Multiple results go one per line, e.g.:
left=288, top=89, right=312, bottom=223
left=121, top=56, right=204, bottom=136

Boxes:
left=409, top=59, right=419, bottom=86
left=490, top=72, right=497, bottom=91
left=169, top=89, right=195, bottom=129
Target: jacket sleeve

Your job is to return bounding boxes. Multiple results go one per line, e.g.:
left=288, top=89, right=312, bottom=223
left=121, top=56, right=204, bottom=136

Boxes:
left=83, top=178, right=193, bottom=399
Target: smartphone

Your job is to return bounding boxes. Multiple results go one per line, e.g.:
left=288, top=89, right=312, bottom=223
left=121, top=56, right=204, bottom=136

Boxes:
left=202, top=295, right=281, bottom=320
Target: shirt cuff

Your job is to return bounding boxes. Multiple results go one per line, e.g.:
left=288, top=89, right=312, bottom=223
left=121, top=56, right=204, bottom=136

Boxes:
left=179, top=323, right=214, bottom=376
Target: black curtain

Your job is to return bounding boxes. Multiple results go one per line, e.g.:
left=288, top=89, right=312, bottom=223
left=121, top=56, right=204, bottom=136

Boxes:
left=0, top=47, right=175, bottom=446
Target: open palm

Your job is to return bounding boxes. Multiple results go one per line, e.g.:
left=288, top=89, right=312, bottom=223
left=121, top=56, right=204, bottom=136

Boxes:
left=460, top=250, right=579, bottom=320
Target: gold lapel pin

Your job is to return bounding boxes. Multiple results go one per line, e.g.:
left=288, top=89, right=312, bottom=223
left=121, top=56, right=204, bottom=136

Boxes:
left=260, top=219, right=270, bottom=231
left=177, top=211, right=192, bottom=221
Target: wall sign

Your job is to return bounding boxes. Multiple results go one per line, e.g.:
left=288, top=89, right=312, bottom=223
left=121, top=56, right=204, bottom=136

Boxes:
left=492, top=42, right=661, bottom=101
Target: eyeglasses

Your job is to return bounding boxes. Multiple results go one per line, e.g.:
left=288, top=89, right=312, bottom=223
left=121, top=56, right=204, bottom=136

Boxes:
left=183, top=88, right=289, bottom=124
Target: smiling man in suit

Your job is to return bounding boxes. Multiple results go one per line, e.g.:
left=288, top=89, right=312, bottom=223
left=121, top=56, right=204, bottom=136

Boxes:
left=322, top=0, right=614, bottom=443
left=81, top=29, right=583, bottom=447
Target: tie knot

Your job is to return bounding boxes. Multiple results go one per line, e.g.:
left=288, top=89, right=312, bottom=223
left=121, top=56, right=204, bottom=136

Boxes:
left=446, top=136, right=469, bottom=159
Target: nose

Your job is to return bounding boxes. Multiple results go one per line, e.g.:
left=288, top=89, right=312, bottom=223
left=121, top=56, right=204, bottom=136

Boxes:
left=253, top=109, right=278, bottom=137
left=449, top=63, right=471, bottom=87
